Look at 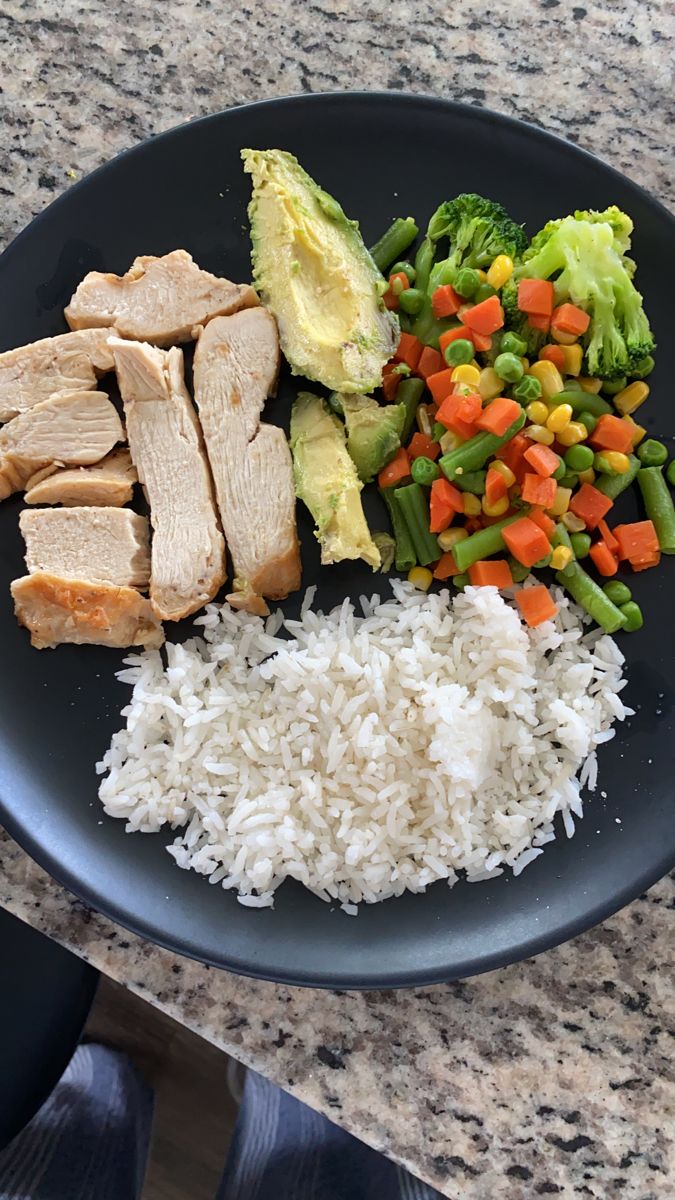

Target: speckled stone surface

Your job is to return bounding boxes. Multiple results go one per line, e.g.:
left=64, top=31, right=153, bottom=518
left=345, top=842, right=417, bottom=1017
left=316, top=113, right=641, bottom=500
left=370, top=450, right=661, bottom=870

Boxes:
left=1, top=2, right=674, bottom=1197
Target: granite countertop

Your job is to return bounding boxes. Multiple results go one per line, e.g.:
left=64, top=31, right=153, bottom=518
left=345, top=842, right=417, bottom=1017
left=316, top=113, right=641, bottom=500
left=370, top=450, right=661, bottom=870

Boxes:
left=1, top=1, right=674, bottom=1197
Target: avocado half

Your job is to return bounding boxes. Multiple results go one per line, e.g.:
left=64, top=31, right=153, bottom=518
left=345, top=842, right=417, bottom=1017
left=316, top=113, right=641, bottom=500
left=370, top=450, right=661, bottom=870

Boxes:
left=242, top=149, right=399, bottom=393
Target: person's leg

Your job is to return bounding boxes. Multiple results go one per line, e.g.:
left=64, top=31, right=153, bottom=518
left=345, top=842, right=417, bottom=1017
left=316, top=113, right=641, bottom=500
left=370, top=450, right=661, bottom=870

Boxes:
left=0, top=1043, right=153, bottom=1200
left=216, top=1069, right=442, bottom=1200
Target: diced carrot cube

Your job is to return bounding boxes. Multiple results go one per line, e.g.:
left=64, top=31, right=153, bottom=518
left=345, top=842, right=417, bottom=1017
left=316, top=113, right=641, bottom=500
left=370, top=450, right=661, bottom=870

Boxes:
left=432, top=285, right=461, bottom=319
left=597, top=519, right=619, bottom=556
left=426, top=368, right=456, bottom=405
left=538, top=344, right=566, bottom=371
left=378, top=447, right=410, bottom=489
left=589, top=414, right=634, bottom=454
left=523, top=443, right=560, bottom=478
left=613, top=520, right=659, bottom=562
left=438, top=327, right=470, bottom=357
left=485, top=467, right=508, bottom=505
left=518, top=279, right=554, bottom=317
left=502, top=517, right=551, bottom=567
left=468, top=559, right=514, bottom=588
left=393, top=332, right=423, bottom=372
left=569, top=483, right=613, bottom=531
left=416, top=346, right=444, bottom=381
left=528, top=314, right=551, bottom=332
left=408, top=432, right=441, bottom=461
left=433, top=551, right=460, bottom=580
left=475, top=396, right=521, bottom=437
left=429, top=478, right=463, bottom=533
left=631, top=551, right=660, bottom=572
left=459, top=294, right=505, bottom=336
left=521, top=473, right=558, bottom=507
left=382, top=365, right=401, bottom=403
left=589, top=541, right=619, bottom=577
left=528, top=507, right=556, bottom=538
left=551, top=303, right=590, bottom=336
left=495, top=432, right=529, bottom=481
left=515, top=585, right=558, bottom=627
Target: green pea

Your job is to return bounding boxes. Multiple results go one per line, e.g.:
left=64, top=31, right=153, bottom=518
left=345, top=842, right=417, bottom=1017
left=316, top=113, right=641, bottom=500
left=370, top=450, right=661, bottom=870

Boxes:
left=533, top=553, right=552, bottom=569
left=667, top=460, right=675, bottom=488
left=455, top=268, right=480, bottom=299
left=565, top=444, right=595, bottom=472
left=620, top=601, right=643, bottom=632
left=513, top=374, right=543, bottom=402
left=552, top=460, right=567, bottom=481
left=602, top=376, right=628, bottom=395
left=558, top=473, right=579, bottom=490
left=637, top=438, right=668, bottom=467
left=411, top=456, right=441, bottom=486
left=570, top=532, right=591, bottom=559
left=578, top=411, right=597, bottom=435
left=474, top=282, right=497, bottom=304
left=453, top=572, right=469, bottom=590
left=390, top=261, right=416, bottom=284
left=444, top=338, right=474, bottom=367
left=507, top=556, right=530, bottom=583
left=562, top=378, right=584, bottom=391
left=495, top=352, right=525, bottom=383
left=501, top=332, right=527, bottom=357
left=432, top=422, right=446, bottom=442
left=603, top=580, right=632, bottom=606
left=630, top=355, right=655, bottom=379
left=398, top=287, right=425, bottom=315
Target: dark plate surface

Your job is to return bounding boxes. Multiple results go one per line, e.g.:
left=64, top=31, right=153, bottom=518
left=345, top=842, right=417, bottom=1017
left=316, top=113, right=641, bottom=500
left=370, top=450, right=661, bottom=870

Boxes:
left=0, top=93, right=673, bottom=989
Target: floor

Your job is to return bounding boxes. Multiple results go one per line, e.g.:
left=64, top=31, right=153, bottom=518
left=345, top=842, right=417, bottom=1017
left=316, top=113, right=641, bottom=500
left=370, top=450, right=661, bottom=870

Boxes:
left=85, top=977, right=239, bottom=1200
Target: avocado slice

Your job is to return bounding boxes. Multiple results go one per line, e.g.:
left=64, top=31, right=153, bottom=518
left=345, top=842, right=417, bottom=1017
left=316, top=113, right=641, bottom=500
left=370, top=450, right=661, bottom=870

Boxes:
left=290, top=392, right=381, bottom=569
left=242, top=149, right=399, bottom=393
left=338, top=393, right=405, bottom=483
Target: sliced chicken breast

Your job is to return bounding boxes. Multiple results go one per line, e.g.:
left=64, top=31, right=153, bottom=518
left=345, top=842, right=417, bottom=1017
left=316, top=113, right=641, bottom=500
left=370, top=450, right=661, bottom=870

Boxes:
left=193, top=309, right=301, bottom=615
left=65, top=251, right=259, bottom=347
left=0, top=391, right=124, bottom=501
left=20, top=507, right=150, bottom=589
left=110, top=338, right=225, bottom=621
left=12, top=573, right=164, bottom=650
left=0, top=328, right=115, bottom=422
left=24, top=449, right=137, bottom=507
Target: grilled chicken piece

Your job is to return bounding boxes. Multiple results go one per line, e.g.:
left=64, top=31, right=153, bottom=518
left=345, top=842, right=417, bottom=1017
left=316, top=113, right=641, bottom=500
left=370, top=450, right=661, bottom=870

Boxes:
left=193, top=309, right=301, bottom=615
left=20, top=507, right=150, bottom=589
left=11, top=573, right=164, bottom=650
left=65, top=251, right=259, bottom=347
left=24, top=449, right=137, bottom=507
left=110, top=338, right=225, bottom=621
left=0, top=391, right=124, bottom=501
left=0, top=329, right=115, bottom=422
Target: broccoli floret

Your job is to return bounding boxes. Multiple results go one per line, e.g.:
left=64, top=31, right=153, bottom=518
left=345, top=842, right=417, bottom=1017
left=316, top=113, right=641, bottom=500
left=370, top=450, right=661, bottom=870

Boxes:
left=573, top=206, right=633, bottom=255
left=515, top=215, right=654, bottom=379
left=427, top=193, right=528, bottom=272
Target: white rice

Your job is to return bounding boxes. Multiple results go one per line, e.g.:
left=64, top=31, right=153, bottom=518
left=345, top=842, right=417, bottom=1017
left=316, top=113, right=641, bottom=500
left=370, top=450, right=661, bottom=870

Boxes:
left=97, top=582, right=632, bottom=909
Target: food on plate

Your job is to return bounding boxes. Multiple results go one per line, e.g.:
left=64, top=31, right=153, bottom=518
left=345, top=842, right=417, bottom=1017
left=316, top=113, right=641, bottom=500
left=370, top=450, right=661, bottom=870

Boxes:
left=339, top=393, right=405, bottom=483
left=97, top=582, right=630, bottom=908
left=12, top=573, right=163, bottom=650
left=290, top=392, right=381, bottom=568
left=0, top=391, right=124, bottom=500
left=24, top=449, right=137, bottom=507
left=192, top=310, right=300, bottom=615
left=19, top=507, right=151, bottom=589
left=0, top=328, right=115, bottom=421
left=110, top=338, right=226, bottom=621
left=65, top=250, right=258, bottom=346
left=242, top=148, right=398, bottom=392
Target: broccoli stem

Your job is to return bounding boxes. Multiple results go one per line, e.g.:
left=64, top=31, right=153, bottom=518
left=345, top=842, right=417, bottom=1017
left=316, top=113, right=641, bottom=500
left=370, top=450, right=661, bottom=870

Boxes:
left=369, top=218, right=419, bottom=274
left=380, top=487, right=417, bottom=572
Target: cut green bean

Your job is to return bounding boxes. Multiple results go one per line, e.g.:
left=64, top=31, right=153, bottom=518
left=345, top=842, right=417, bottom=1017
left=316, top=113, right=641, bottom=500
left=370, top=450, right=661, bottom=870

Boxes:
left=636, top=438, right=668, bottom=467
left=507, top=556, right=530, bottom=583
left=454, top=469, right=487, bottom=494
left=439, top=410, right=527, bottom=482
left=550, top=389, right=612, bottom=417
left=569, top=532, right=591, bottom=559
left=555, top=562, right=627, bottom=633
left=411, top=456, right=441, bottom=486
left=398, top=377, right=425, bottom=444
left=594, top=453, right=640, bottom=499
left=453, top=572, right=470, bottom=590
left=370, top=217, right=419, bottom=273
left=454, top=513, right=525, bottom=573
left=394, top=482, right=441, bottom=566
left=637, top=466, right=675, bottom=553
left=667, top=460, right=675, bottom=489
left=413, top=236, right=436, bottom=294
left=380, top=487, right=417, bottom=573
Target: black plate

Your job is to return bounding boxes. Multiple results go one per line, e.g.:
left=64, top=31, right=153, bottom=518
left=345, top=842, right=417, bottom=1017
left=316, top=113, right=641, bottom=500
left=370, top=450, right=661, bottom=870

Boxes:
left=0, top=94, right=673, bottom=989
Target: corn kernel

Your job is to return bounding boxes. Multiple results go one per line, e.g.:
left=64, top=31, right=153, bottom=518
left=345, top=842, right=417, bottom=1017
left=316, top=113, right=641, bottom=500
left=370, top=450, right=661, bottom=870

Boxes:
left=470, top=358, right=482, bottom=371
left=601, top=450, right=631, bottom=474
left=556, top=422, right=588, bottom=447
left=451, top=364, right=481, bottom=389
left=562, top=344, right=583, bottom=376
left=551, top=328, right=578, bottom=346
left=546, top=403, right=574, bottom=433
left=528, top=359, right=565, bottom=400
left=525, top=424, right=555, bottom=445
left=487, top=254, right=514, bottom=289
left=614, top=381, right=649, bottom=415
left=578, top=376, right=602, bottom=394
left=463, top=493, right=482, bottom=516
left=622, top=414, right=646, bottom=447
left=577, top=467, right=596, bottom=485
left=491, top=460, right=516, bottom=486
left=548, top=486, right=572, bottom=516
left=437, top=528, right=468, bottom=551
left=476, top=269, right=488, bottom=283
left=481, top=493, right=510, bottom=517
left=408, top=566, right=433, bottom=591
left=551, top=545, right=574, bottom=570
left=440, top=430, right=463, bottom=454
left=562, top=512, right=586, bottom=532
left=416, top=404, right=432, bottom=436
left=526, top=400, right=549, bottom=425
left=478, top=367, right=502, bottom=401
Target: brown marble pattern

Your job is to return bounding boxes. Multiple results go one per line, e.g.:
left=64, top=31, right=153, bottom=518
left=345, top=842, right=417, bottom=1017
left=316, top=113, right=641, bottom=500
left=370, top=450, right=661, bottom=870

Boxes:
left=1, top=1, right=674, bottom=1196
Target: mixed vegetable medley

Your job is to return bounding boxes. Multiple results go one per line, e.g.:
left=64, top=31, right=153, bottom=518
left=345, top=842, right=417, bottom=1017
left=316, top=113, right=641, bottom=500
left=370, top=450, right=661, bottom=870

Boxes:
left=368, top=196, right=673, bottom=632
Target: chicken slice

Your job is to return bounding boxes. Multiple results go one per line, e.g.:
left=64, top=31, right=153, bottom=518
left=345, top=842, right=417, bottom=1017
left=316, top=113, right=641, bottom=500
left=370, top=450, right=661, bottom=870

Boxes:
left=110, top=338, right=225, bottom=621
left=0, top=391, right=124, bottom=501
left=65, top=250, right=259, bottom=347
left=20, top=507, right=150, bottom=589
left=24, top=449, right=137, bottom=507
left=0, top=328, right=115, bottom=422
left=11, top=573, right=164, bottom=650
left=193, top=309, right=301, bottom=615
